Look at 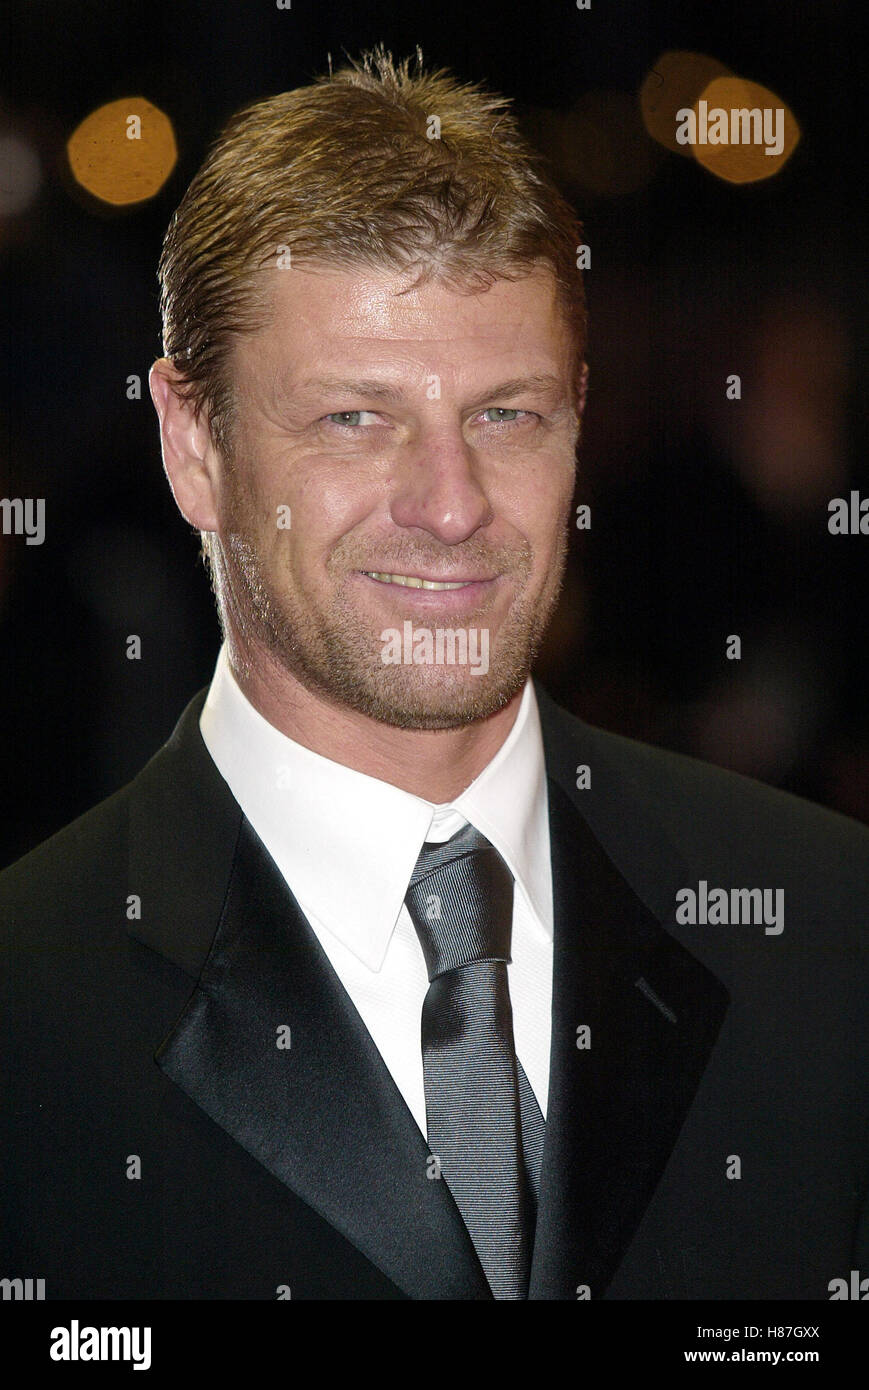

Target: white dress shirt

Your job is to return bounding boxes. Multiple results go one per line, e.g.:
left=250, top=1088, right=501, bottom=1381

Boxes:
left=199, top=644, right=554, bottom=1138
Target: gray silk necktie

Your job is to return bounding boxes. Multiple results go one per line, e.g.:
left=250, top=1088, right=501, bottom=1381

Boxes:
left=404, top=823, right=545, bottom=1300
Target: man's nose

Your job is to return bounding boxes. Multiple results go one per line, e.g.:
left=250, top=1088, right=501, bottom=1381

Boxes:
left=388, top=430, right=494, bottom=545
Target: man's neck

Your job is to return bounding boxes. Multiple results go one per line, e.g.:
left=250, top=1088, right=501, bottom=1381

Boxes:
left=226, top=644, right=524, bottom=803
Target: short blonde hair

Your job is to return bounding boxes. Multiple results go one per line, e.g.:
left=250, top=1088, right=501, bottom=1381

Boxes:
left=158, top=47, right=587, bottom=452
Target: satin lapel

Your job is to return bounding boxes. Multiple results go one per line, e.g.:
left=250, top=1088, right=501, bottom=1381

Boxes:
left=528, top=778, right=729, bottom=1299
left=155, top=816, right=492, bottom=1302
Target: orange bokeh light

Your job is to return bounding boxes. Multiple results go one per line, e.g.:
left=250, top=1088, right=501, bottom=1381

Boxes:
left=640, top=50, right=733, bottom=155
left=66, top=97, right=177, bottom=206
left=691, top=77, right=800, bottom=183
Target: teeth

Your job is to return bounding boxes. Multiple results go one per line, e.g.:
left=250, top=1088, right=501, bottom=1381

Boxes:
left=364, top=571, right=471, bottom=590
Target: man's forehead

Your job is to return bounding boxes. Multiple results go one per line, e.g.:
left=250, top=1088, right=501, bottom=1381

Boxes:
left=260, top=257, right=562, bottom=321
left=236, top=260, right=571, bottom=393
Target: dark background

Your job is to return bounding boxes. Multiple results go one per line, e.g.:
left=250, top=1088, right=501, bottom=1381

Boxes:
left=1, top=0, right=865, bottom=867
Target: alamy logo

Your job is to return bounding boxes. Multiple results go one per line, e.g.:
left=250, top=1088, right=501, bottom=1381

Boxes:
left=49, top=1320, right=152, bottom=1371
left=0, top=497, right=45, bottom=545
left=676, top=101, right=785, bottom=156
left=380, top=621, right=489, bottom=676
left=828, top=1270, right=869, bottom=1300
left=828, top=492, right=869, bottom=535
left=0, top=1276, right=45, bottom=1299
left=675, top=880, right=784, bottom=935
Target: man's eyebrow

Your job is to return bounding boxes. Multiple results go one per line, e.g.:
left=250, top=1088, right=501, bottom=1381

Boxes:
left=299, top=377, right=405, bottom=403
left=295, top=373, right=567, bottom=407
left=462, top=375, right=567, bottom=410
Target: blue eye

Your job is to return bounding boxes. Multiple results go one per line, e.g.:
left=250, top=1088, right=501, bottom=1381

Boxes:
left=325, top=411, right=379, bottom=427
left=482, top=408, right=522, bottom=423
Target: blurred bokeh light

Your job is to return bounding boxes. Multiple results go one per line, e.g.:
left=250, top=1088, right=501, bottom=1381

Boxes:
left=640, top=50, right=732, bottom=154
left=0, top=134, right=42, bottom=217
left=66, top=97, right=177, bottom=206
left=692, top=76, right=800, bottom=183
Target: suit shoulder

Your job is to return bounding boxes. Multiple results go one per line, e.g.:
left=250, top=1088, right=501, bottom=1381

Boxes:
left=0, top=776, right=136, bottom=929
left=0, top=689, right=214, bottom=931
left=537, top=687, right=869, bottom=879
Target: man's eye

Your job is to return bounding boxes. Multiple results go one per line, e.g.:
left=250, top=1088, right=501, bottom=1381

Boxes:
left=324, top=411, right=380, bottom=427
left=481, top=407, right=524, bottom=423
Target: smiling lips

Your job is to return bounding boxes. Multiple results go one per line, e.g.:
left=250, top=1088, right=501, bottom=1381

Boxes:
left=362, top=571, right=493, bottom=591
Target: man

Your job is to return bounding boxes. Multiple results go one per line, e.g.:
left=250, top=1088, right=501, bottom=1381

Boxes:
left=2, top=51, right=868, bottom=1302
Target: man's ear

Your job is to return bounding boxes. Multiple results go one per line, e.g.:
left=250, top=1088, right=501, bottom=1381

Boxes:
left=149, top=358, right=221, bottom=530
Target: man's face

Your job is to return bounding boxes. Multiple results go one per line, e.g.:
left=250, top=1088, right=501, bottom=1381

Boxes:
left=212, top=262, right=579, bottom=729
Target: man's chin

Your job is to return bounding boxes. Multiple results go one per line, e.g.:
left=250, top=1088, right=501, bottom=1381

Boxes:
left=314, top=663, right=529, bottom=732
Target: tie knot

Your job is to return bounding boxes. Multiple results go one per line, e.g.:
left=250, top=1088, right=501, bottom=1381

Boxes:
left=404, top=823, right=514, bottom=980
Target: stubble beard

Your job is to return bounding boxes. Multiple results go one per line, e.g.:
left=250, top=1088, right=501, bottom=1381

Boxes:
left=211, top=462, right=571, bottom=732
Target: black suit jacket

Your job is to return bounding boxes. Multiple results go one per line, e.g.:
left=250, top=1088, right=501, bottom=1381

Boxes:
left=2, top=684, right=868, bottom=1299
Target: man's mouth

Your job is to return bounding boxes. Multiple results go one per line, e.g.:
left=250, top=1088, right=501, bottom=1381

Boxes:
left=362, top=571, right=487, bottom=591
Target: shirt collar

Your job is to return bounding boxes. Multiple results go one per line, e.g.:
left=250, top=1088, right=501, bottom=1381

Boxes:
left=199, top=644, right=552, bottom=971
